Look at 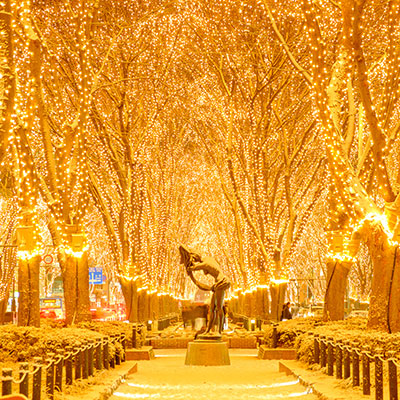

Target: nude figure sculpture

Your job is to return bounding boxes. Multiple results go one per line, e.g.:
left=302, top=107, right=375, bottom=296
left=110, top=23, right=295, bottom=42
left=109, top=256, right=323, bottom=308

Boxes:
left=179, top=245, right=231, bottom=335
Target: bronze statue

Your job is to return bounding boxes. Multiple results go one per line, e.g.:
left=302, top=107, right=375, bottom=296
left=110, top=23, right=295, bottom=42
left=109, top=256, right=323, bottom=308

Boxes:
left=179, top=245, right=231, bottom=335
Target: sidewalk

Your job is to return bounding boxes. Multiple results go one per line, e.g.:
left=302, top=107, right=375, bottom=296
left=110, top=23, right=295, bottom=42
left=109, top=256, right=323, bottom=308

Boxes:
left=108, top=349, right=318, bottom=400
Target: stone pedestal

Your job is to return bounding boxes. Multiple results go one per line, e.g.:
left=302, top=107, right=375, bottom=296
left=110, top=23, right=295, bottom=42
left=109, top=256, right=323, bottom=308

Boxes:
left=185, top=334, right=230, bottom=366
left=257, top=345, right=296, bottom=360
left=126, top=346, right=155, bottom=360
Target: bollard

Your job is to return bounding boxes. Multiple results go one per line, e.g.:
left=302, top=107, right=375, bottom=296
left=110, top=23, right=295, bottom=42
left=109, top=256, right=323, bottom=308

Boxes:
left=388, top=351, right=398, bottom=400
left=320, top=337, right=327, bottom=368
left=375, top=350, right=384, bottom=400
left=314, top=334, right=320, bottom=364
left=88, top=340, right=94, bottom=376
left=327, top=339, right=334, bottom=376
left=352, top=347, right=360, bottom=387
left=336, top=340, right=342, bottom=379
left=32, top=357, right=43, bottom=400
left=2, top=368, right=12, bottom=396
left=103, top=337, right=110, bottom=370
left=74, top=346, right=82, bottom=380
left=272, top=324, right=278, bottom=349
left=362, top=349, right=370, bottom=395
left=46, top=358, right=55, bottom=400
left=343, top=343, right=351, bottom=379
left=55, top=349, right=64, bottom=391
left=65, top=346, right=73, bottom=385
left=83, top=343, right=89, bottom=379
left=19, top=362, right=29, bottom=397
left=96, top=339, right=103, bottom=370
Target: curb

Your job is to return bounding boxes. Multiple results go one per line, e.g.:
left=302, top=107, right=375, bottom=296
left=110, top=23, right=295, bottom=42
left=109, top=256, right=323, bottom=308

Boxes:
left=97, top=362, right=138, bottom=400
left=279, top=362, right=319, bottom=396
left=278, top=361, right=364, bottom=400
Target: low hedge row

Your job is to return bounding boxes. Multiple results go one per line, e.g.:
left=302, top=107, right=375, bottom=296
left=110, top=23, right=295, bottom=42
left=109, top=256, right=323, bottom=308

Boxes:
left=0, top=320, right=131, bottom=362
left=263, top=317, right=400, bottom=363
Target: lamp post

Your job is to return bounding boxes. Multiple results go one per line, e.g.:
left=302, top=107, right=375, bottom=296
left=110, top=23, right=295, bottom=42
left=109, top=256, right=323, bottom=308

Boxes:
left=16, top=224, right=37, bottom=326
left=71, top=233, right=86, bottom=322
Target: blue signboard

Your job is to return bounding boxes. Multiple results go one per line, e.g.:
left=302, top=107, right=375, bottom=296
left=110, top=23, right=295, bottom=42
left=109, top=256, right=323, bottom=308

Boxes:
left=89, top=267, right=104, bottom=284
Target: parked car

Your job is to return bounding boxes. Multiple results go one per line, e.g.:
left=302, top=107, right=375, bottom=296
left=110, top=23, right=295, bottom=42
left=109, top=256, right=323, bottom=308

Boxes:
left=90, top=308, right=116, bottom=321
left=346, top=310, right=368, bottom=319
left=310, top=305, right=324, bottom=317
left=40, top=309, right=57, bottom=319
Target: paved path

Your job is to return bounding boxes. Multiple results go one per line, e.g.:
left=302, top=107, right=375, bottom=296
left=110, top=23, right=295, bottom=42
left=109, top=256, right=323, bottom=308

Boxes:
left=109, top=349, right=318, bottom=400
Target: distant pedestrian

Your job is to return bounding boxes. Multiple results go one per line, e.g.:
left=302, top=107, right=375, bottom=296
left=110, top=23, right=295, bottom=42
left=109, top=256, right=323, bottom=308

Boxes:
left=281, top=302, right=292, bottom=320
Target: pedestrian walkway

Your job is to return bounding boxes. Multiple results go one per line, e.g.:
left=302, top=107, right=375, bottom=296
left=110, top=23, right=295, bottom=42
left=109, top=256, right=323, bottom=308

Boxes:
left=109, top=349, right=317, bottom=400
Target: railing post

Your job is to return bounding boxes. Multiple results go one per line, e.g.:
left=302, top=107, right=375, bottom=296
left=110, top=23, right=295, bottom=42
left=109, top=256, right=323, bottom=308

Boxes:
left=109, top=336, right=115, bottom=369
left=388, top=351, right=398, bottom=400
left=272, top=324, right=278, bottom=349
left=375, top=349, right=384, bottom=400
left=352, top=346, right=360, bottom=387
left=362, top=348, right=371, bottom=395
left=320, top=336, right=327, bottom=368
left=336, top=339, right=343, bottom=379
left=343, top=342, right=351, bottom=379
left=103, top=337, right=110, bottom=370
left=55, top=349, right=64, bottom=391
left=327, top=338, right=334, bottom=376
left=32, top=357, right=43, bottom=400
left=46, top=357, right=55, bottom=400
left=137, top=325, right=143, bottom=349
left=132, top=325, right=138, bottom=348
left=74, top=345, right=82, bottom=380
left=19, top=362, right=29, bottom=397
left=115, top=335, right=121, bottom=366
left=88, top=339, right=94, bottom=376
left=121, top=334, right=126, bottom=362
left=2, top=368, right=12, bottom=396
left=96, top=338, right=103, bottom=370
left=314, top=334, right=320, bottom=364
left=65, top=346, right=73, bottom=385
left=83, top=343, right=89, bottom=379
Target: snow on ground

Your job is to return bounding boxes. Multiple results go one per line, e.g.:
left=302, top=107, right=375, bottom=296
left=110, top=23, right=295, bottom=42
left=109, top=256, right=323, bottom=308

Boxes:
left=109, top=349, right=318, bottom=400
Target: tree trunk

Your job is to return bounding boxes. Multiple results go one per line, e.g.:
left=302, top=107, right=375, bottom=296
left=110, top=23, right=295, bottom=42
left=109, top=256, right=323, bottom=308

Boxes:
left=120, top=277, right=138, bottom=322
left=238, top=291, right=244, bottom=315
left=244, top=292, right=252, bottom=317
left=18, top=256, right=41, bottom=327
left=0, top=293, right=9, bottom=325
left=269, top=281, right=287, bottom=321
left=323, top=261, right=351, bottom=321
left=364, top=224, right=400, bottom=332
left=151, top=292, right=159, bottom=321
left=61, top=252, right=91, bottom=325
left=256, top=287, right=269, bottom=319
left=138, top=290, right=147, bottom=322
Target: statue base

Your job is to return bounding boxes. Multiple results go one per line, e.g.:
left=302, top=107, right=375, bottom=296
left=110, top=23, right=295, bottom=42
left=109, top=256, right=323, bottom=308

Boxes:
left=185, top=335, right=230, bottom=366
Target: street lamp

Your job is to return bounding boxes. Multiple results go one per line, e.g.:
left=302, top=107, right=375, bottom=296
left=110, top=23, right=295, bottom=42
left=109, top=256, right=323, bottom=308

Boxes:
left=16, top=225, right=36, bottom=259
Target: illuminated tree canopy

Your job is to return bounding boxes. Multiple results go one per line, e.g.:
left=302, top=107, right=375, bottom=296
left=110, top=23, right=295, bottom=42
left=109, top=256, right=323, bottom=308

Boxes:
left=0, top=0, right=399, bottom=331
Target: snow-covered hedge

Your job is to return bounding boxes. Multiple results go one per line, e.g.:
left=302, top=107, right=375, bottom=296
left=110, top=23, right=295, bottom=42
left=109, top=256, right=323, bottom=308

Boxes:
left=264, top=317, right=400, bottom=363
left=0, top=320, right=131, bottom=362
